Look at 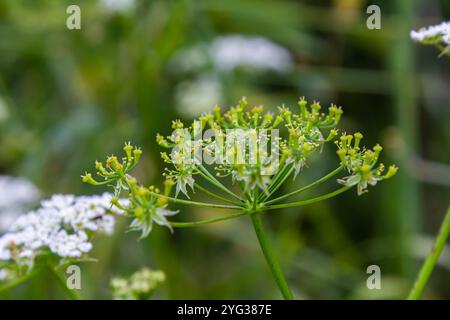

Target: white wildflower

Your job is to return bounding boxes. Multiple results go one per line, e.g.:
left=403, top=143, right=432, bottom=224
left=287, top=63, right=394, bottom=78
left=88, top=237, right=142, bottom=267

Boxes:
left=210, top=35, right=293, bottom=72
left=170, top=35, right=293, bottom=74
left=0, top=176, right=40, bottom=233
left=175, top=75, right=223, bottom=118
left=410, top=21, right=450, bottom=44
left=0, top=268, right=9, bottom=281
left=0, top=176, right=40, bottom=210
left=100, top=0, right=135, bottom=12
left=0, top=193, right=125, bottom=268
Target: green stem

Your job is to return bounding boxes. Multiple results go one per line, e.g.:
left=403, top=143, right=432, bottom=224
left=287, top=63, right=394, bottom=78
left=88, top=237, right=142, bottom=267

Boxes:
left=148, top=191, right=242, bottom=210
left=261, top=166, right=295, bottom=202
left=264, top=186, right=351, bottom=210
left=197, top=165, right=243, bottom=201
left=250, top=212, right=293, bottom=300
left=0, top=268, right=41, bottom=293
left=170, top=211, right=247, bottom=228
left=48, top=265, right=80, bottom=300
left=168, top=186, right=354, bottom=228
left=194, top=183, right=242, bottom=205
left=407, top=205, right=450, bottom=300
left=257, top=163, right=290, bottom=202
left=264, top=166, right=343, bottom=205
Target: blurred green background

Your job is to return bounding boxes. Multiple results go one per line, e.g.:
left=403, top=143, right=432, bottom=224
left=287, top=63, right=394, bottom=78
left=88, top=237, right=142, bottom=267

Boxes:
left=0, top=0, right=449, bottom=299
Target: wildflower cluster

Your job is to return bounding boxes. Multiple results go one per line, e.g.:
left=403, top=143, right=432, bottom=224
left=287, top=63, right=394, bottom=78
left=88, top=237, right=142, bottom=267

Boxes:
left=82, top=143, right=178, bottom=239
left=335, top=133, right=398, bottom=195
left=0, top=193, right=119, bottom=282
left=410, top=21, right=450, bottom=55
left=157, top=97, right=350, bottom=199
left=111, top=267, right=165, bottom=300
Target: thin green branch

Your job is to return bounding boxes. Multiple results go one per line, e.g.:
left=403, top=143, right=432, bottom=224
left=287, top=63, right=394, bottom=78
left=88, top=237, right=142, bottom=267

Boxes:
left=258, top=163, right=290, bottom=202
left=264, top=186, right=352, bottom=211
left=197, top=165, right=243, bottom=201
left=48, top=265, right=80, bottom=300
left=148, top=191, right=242, bottom=210
left=170, top=211, right=248, bottom=228
left=194, top=183, right=243, bottom=206
left=0, top=268, right=41, bottom=293
left=168, top=186, right=354, bottom=228
left=260, top=165, right=294, bottom=202
left=264, top=166, right=343, bottom=205
left=408, top=205, right=450, bottom=300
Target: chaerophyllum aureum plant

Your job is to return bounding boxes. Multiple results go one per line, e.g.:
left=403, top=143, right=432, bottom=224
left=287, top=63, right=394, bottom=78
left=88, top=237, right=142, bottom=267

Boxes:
left=80, top=97, right=397, bottom=299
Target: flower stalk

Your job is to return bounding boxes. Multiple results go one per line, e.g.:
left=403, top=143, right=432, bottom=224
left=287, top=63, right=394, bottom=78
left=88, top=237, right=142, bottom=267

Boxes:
left=408, top=205, right=450, bottom=300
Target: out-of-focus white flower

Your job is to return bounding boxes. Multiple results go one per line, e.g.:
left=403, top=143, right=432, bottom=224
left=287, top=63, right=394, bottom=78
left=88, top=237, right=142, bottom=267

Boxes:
left=0, top=176, right=40, bottom=210
left=100, top=0, right=135, bottom=12
left=410, top=21, right=450, bottom=44
left=0, top=176, right=40, bottom=233
left=175, top=75, right=223, bottom=118
left=210, top=35, right=293, bottom=72
left=0, top=268, right=9, bottom=281
left=0, top=193, right=125, bottom=268
left=0, top=96, right=9, bottom=123
left=170, top=35, right=294, bottom=74
left=0, top=210, right=22, bottom=235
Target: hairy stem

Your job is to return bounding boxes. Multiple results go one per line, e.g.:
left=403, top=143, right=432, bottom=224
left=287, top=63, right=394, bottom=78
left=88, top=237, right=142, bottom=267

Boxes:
left=408, top=205, right=450, bottom=300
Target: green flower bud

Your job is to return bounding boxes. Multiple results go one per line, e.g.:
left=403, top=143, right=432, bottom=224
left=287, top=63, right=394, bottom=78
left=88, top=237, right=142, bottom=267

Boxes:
left=360, top=164, right=371, bottom=180
left=272, top=115, right=284, bottom=128
left=171, top=119, right=184, bottom=129
left=81, top=172, right=99, bottom=185
left=298, top=97, right=307, bottom=116
left=336, top=149, right=347, bottom=166
left=384, top=165, right=398, bottom=179
left=354, top=132, right=363, bottom=148
left=373, top=144, right=383, bottom=159
left=134, top=207, right=145, bottom=221
left=136, top=186, right=149, bottom=197
left=163, top=179, right=175, bottom=196
left=133, top=148, right=142, bottom=166
left=212, top=105, right=222, bottom=120
left=156, top=134, right=169, bottom=148
left=124, top=142, right=133, bottom=160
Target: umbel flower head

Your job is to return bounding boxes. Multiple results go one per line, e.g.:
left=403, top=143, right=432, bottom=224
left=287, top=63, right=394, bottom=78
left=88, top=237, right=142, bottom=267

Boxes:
left=156, top=97, right=393, bottom=200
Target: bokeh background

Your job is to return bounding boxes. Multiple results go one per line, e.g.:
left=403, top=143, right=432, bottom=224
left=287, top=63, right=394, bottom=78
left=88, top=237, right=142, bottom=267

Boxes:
left=0, top=0, right=449, bottom=299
